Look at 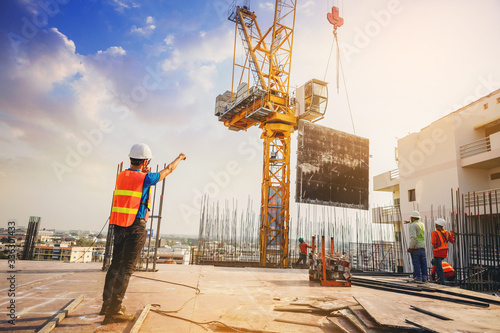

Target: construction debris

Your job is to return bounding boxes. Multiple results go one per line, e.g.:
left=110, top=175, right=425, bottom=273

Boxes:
left=308, top=236, right=352, bottom=287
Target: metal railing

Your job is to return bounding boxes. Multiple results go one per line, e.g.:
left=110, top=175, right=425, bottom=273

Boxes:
left=460, top=137, right=491, bottom=159
left=389, top=168, right=399, bottom=180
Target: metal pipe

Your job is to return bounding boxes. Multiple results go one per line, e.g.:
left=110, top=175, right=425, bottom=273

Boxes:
left=152, top=163, right=167, bottom=272
left=145, top=164, right=159, bottom=270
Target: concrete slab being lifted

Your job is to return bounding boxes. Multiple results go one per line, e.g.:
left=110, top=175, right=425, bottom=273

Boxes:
left=1, top=261, right=499, bottom=333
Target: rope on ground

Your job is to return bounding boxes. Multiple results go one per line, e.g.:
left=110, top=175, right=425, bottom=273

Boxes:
left=131, top=274, right=200, bottom=313
left=132, top=274, right=264, bottom=332
left=150, top=304, right=251, bottom=332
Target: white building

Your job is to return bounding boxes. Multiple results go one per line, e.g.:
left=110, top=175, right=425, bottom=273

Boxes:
left=373, top=88, right=500, bottom=271
left=34, top=245, right=93, bottom=263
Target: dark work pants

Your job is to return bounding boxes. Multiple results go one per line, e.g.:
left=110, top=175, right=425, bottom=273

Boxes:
left=296, top=253, right=307, bottom=267
left=434, top=256, right=446, bottom=285
left=102, top=218, right=147, bottom=314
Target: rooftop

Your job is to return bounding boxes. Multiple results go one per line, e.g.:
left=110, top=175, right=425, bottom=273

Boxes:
left=1, top=261, right=499, bottom=332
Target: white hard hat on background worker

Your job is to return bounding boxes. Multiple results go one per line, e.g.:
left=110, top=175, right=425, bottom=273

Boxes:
left=129, top=143, right=153, bottom=159
left=405, top=210, right=421, bottom=223
left=410, top=211, right=421, bottom=219
left=435, top=218, right=446, bottom=228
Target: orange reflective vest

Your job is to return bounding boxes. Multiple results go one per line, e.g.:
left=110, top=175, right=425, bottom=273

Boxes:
left=299, top=242, right=311, bottom=254
left=431, top=230, right=455, bottom=258
left=442, top=261, right=455, bottom=277
left=110, top=170, right=150, bottom=227
left=431, top=261, right=455, bottom=278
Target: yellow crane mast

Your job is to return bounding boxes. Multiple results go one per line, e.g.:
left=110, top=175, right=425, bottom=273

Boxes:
left=215, top=0, right=328, bottom=267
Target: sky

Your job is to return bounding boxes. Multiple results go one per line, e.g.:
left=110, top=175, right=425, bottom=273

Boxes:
left=1, top=0, right=500, bottom=236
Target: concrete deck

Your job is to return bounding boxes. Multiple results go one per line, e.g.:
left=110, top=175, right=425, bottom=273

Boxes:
left=1, top=261, right=499, bottom=332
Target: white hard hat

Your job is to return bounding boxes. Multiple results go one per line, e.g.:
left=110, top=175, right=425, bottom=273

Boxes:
left=410, top=210, right=420, bottom=219
left=435, top=218, right=446, bottom=227
left=129, top=143, right=153, bottom=159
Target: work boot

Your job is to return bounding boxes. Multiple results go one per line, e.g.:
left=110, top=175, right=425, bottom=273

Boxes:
left=102, top=313, right=135, bottom=325
left=99, top=304, right=126, bottom=315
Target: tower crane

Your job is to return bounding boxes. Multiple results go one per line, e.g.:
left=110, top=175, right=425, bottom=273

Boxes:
left=215, top=0, right=332, bottom=267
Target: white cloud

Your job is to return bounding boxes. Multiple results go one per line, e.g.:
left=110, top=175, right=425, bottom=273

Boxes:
left=189, top=64, right=217, bottom=92
left=97, top=46, right=127, bottom=56
left=130, top=16, right=156, bottom=37
left=164, top=34, right=175, bottom=46
left=111, top=0, right=139, bottom=12
left=160, top=27, right=233, bottom=72
left=161, top=49, right=181, bottom=71
left=259, top=2, right=274, bottom=11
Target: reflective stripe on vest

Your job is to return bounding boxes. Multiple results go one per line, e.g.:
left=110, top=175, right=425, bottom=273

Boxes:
left=416, top=222, right=425, bottom=241
left=433, top=230, right=449, bottom=252
left=110, top=170, right=147, bottom=227
left=443, top=261, right=454, bottom=274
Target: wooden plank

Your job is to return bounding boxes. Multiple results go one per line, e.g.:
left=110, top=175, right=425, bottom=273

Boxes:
left=355, top=296, right=498, bottom=333
left=408, top=304, right=500, bottom=333
left=130, top=303, right=151, bottom=333
left=274, top=313, right=327, bottom=328
left=273, top=306, right=320, bottom=313
left=348, top=305, right=380, bottom=329
left=337, top=309, right=367, bottom=333
left=353, top=296, right=422, bottom=330
left=310, top=299, right=358, bottom=311
left=37, top=294, right=84, bottom=333
left=327, top=316, right=363, bottom=333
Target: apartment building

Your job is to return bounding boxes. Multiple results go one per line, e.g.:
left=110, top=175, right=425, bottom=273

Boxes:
left=373, top=88, right=500, bottom=271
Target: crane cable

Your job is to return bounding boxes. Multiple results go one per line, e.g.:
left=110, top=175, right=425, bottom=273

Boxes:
left=337, top=31, right=356, bottom=135
left=323, top=6, right=356, bottom=135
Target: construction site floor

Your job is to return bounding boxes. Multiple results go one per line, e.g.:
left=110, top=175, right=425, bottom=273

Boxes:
left=1, top=261, right=499, bottom=332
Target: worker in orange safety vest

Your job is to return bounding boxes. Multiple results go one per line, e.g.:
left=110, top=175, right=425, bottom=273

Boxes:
left=295, top=238, right=312, bottom=268
left=100, top=143, right=186, bottom=324
left=431, top=218, right=456, bottom=285
left=431, top=258, right=455, bottom=283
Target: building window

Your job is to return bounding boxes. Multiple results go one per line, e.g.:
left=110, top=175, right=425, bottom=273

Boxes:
left=496, top=97, right=500, bottom=104
left=491, top=172, right=500, bottom=181
left=483, top=103, right=488, bottom=110
left=408, top=189, right=416, bottom=202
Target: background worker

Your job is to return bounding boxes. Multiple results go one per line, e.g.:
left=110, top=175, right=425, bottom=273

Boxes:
left=100, top=143, right=186, bottom=324
left=431, top=218, right=456, bottom=285
left=405, top=211, right=428, bottom=283
left=296, top=238, right=312, bottom=268
left=431, top=258, right=455, bottom=283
